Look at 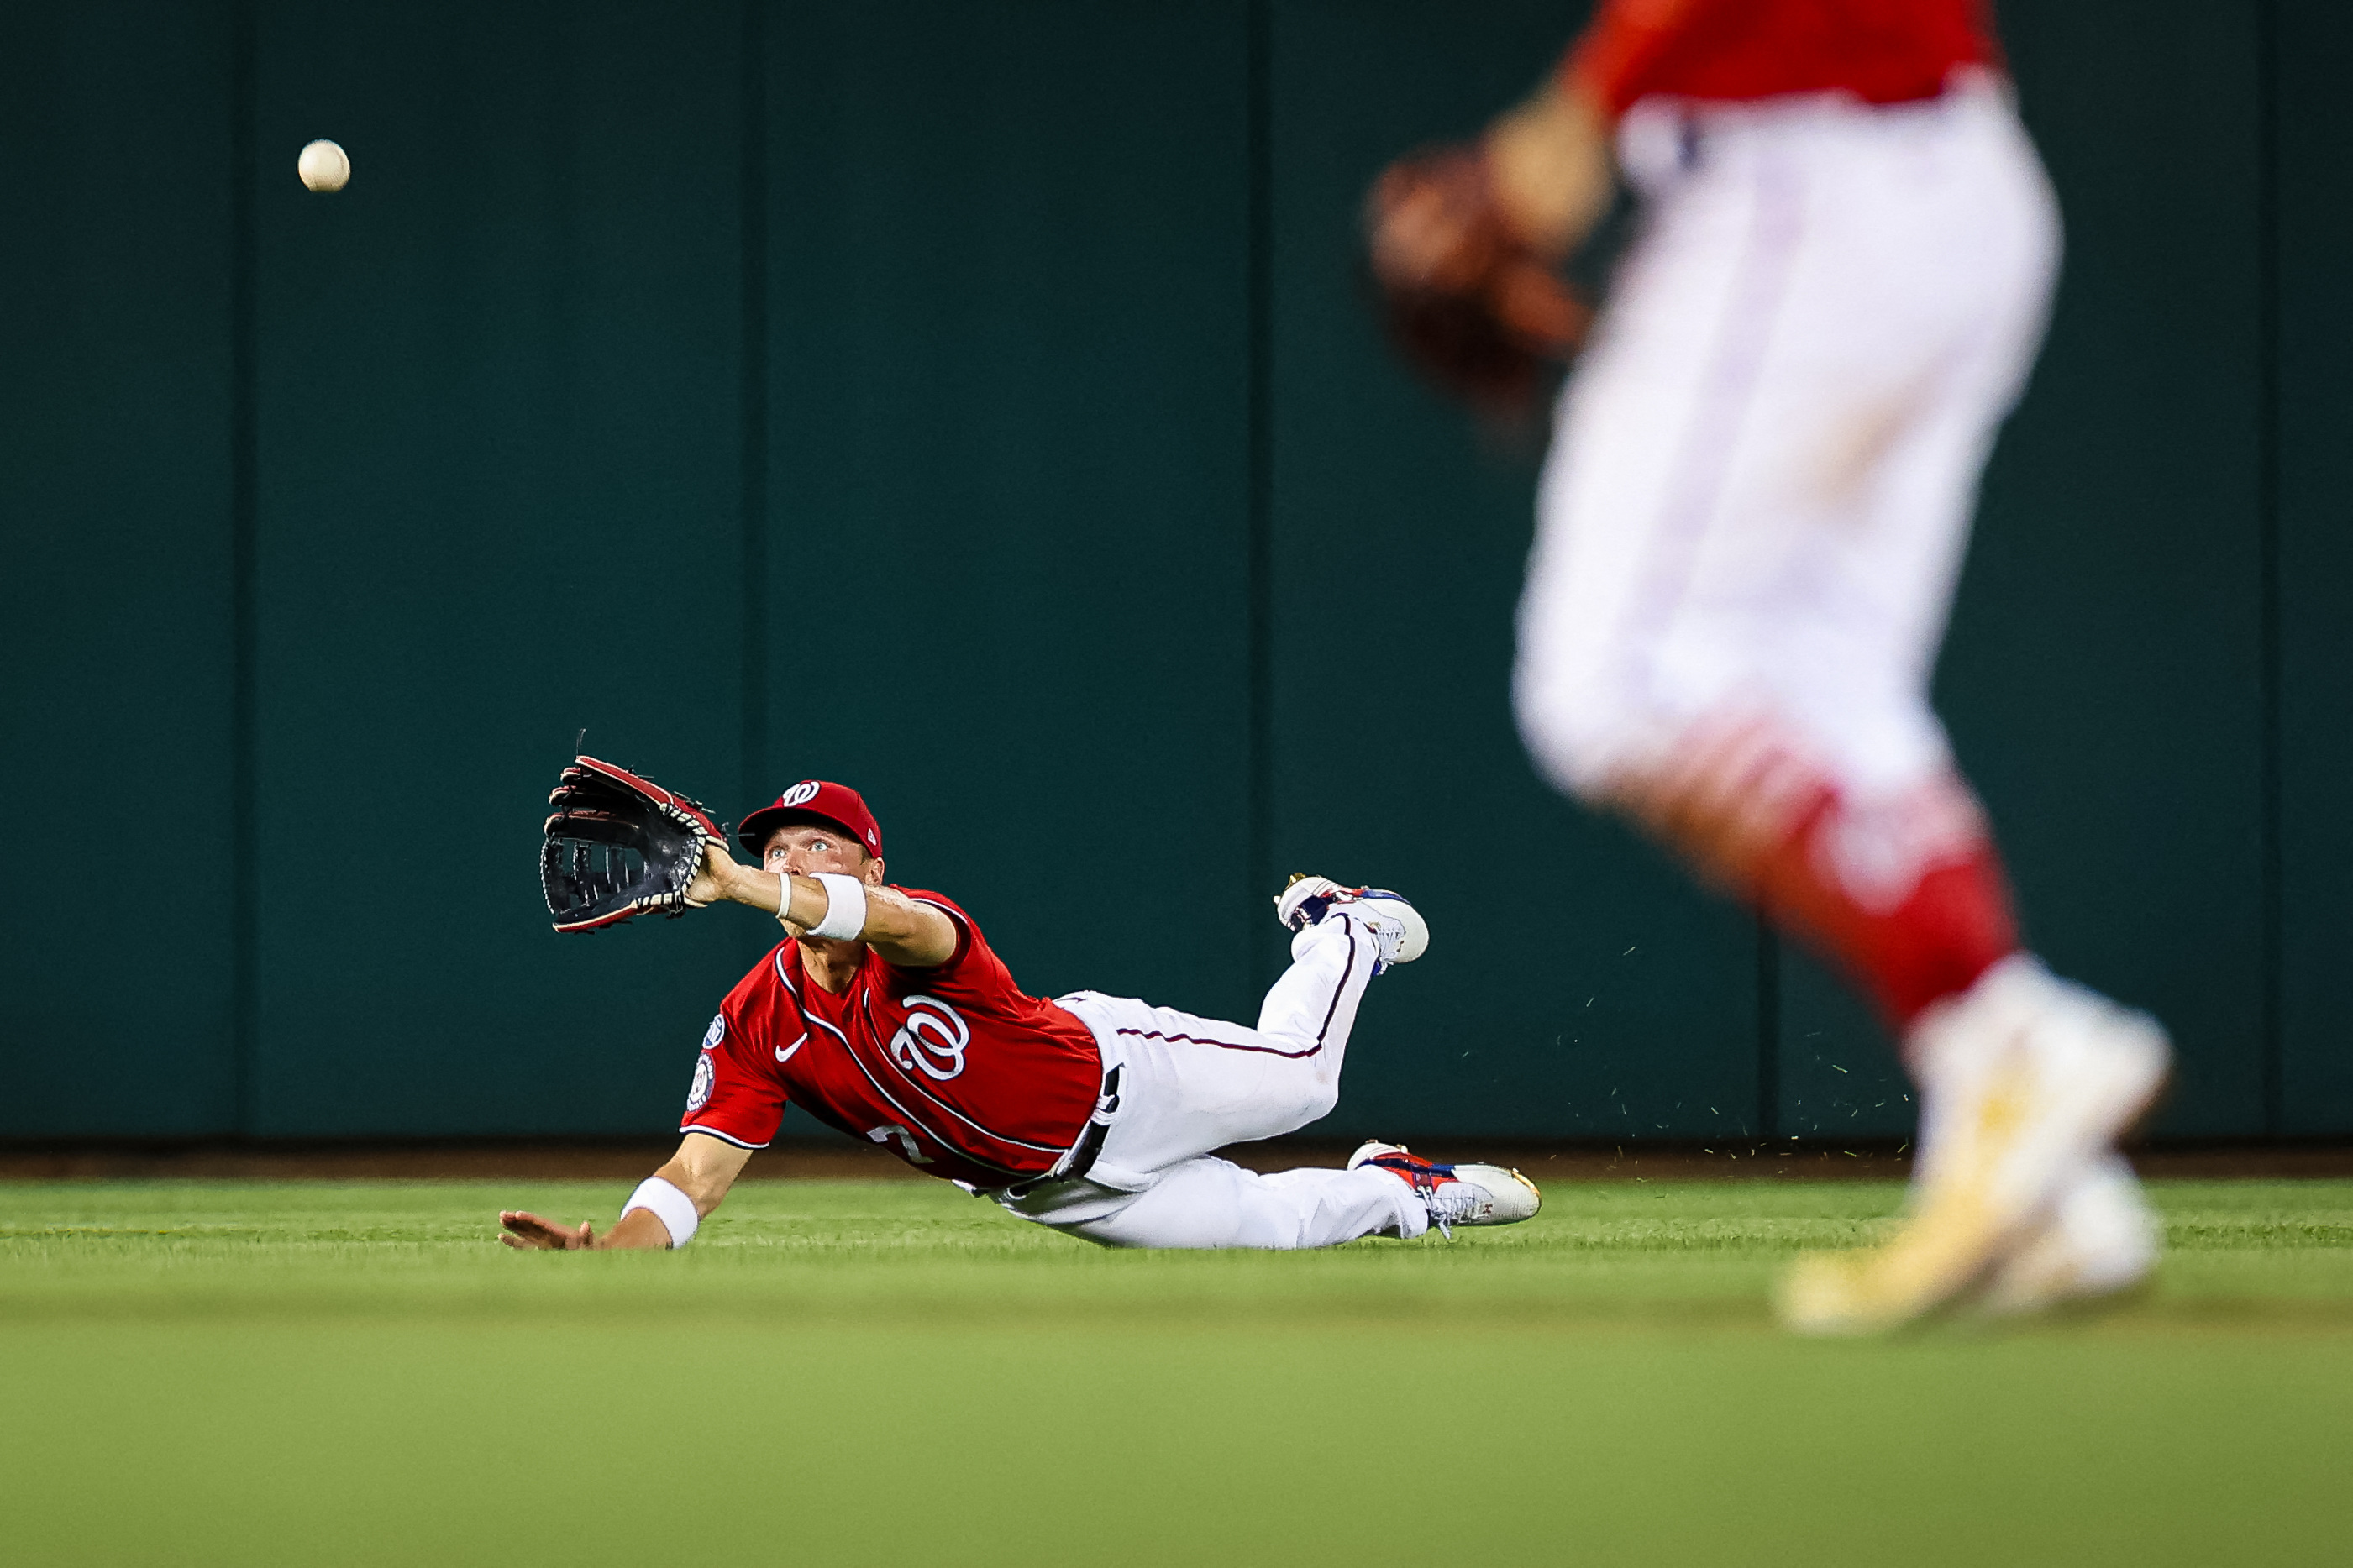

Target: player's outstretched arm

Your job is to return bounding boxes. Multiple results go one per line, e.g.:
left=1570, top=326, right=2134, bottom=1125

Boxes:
left=498, top=1131, right=754, bottom=1251
left=684, top=845, right=959, bottom=968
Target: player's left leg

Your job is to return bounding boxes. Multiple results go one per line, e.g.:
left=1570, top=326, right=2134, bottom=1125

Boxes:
left=1043, top=1155, right=1426, bottom=1250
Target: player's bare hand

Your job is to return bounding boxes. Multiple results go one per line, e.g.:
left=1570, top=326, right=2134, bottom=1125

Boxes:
left=681, top=842, right=738, bottom=910
left=498, top=1210, right=596, bottom=1250
left=1483, top=81, right=1611, bottom=258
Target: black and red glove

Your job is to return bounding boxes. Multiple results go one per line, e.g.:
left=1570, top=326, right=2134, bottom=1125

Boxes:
left=540, top=756, right=727, bottom=932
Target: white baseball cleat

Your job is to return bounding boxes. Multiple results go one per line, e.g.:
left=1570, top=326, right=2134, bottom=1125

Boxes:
left=1972, top=1154, right=2160, bottom=1317
left=1348, top=1141, right=1541, bottom=1236
left=1276, top=874, right=1429, bottom=971
left=1777, top=955, right=2170, bottom=1335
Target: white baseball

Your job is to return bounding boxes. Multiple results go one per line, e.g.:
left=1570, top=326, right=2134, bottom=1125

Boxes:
left=297, top=139, right=350, bottom=193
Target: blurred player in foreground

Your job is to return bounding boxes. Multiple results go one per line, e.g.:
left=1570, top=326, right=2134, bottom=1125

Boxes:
left=504, top=778, right=1538, bottom=1251
left=1366, top=0, right=2168, bottom=1331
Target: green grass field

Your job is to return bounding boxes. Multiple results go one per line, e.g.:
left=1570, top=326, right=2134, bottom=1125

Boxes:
left=3, top=1177, right=2348, bottom=1566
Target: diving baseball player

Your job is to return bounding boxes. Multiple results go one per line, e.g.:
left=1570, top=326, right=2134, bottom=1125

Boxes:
left=1366, top=0, right=2170, bottom=1329
left=504, top=779, right=1540, bottom=1251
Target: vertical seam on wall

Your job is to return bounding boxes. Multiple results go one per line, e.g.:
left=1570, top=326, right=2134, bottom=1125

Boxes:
left=741, top=0, right=769, bottom=814
left=1756, top=914, right=1778, bottom=1140
left=2257, top=0, right=2282, bottom=1139
left=1245, top=0, right=1274, bottom=995
left=229, top=0, right=258, bottom=1137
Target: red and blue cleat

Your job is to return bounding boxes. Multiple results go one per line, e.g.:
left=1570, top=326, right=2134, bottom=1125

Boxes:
left=1348, top=1141, right=1542, bottom=1235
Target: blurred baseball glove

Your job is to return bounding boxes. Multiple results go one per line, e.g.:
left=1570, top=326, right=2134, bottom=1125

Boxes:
left=1364, top=145, right=1593, bottom=415
left=541, top=756, right=728, bottom=933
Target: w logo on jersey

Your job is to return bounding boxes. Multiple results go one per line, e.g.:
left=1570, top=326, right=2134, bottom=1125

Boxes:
left=889, top=994, right=969, bottom=1081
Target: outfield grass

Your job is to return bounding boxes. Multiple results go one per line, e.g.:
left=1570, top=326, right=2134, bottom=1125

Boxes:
left=3, top=1177, right=2347, bottom=1566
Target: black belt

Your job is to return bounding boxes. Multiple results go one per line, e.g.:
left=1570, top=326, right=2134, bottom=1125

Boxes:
left=1002, top=1062, right=1121, bottom=1199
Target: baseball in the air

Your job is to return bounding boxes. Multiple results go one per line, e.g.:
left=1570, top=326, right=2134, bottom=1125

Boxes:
left=297, top=139, right=350, bottom=192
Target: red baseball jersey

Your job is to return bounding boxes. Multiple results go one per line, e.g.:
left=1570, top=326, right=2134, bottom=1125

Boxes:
left=679, top=889, right=1103, bottom=1187
left=1566, top=0, right=1998, bottom=117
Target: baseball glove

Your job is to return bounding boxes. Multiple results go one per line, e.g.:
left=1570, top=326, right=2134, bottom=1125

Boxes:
left=1363, top=145, right=1593, bottom=415
left=540, top=756, right=728, bottom=933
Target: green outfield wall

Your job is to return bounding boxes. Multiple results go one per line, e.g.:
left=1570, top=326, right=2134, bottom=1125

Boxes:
left=4, top=1, right=2346, bottom=1142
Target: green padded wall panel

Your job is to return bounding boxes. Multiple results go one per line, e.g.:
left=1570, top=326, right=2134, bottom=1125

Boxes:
left=2278, top=0, right=2353, bottom=1135
left=2, top=0, right=2336, bottom=1141
left=762, top=1, right=1257, bottom=1030
left=248, top=1, right=757, bottom=1134
left=1270, top=0, right=1768, bottom=1142
left=0, top=3, right=239, bottom=1136
left=1776, top=957, right=1914, bottom=1143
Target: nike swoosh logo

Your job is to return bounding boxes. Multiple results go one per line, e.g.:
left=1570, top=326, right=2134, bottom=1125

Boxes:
left=775, top=1032, right=807, bottom=1065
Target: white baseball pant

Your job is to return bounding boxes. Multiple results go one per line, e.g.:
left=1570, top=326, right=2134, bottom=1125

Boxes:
left=1514, top=76, right=2061, bottom=807
left=999, top=914, right=1430, bottom=1248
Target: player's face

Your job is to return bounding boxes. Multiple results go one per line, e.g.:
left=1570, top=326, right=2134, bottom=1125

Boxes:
left=762, top=824, right=870, bottom=881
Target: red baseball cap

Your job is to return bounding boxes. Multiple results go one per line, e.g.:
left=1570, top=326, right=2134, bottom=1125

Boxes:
left=737, top=779, right=884, bottom=860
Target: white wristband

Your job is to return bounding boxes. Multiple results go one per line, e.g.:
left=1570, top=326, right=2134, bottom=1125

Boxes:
left=622, top=1177, right=699, bottom=1248
left=809, top=873, right=869, bottom=941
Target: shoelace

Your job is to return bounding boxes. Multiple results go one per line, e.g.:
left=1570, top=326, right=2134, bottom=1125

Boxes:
left=1331, top=906, right=1405, bottom=975
left=1289, top=891, right=1405, bottom=965
left=1425, top=1181, right=1491, bottom=1239
left=1379, top=1156, right=1489, bottom=1239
